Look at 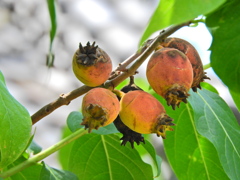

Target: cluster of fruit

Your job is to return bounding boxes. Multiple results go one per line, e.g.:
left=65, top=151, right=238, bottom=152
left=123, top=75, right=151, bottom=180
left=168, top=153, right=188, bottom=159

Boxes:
left=72, top=38, right=209, bottom=148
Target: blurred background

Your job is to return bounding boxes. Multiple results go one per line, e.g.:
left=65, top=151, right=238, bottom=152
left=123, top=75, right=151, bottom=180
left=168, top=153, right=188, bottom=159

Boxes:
left=0, top=0, right=238, bottom=179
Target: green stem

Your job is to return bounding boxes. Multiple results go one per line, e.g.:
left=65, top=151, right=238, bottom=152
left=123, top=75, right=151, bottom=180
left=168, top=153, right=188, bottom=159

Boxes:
left=0, top=128, right=87, bottom=179
left=203, top=63, right=211, bottom=70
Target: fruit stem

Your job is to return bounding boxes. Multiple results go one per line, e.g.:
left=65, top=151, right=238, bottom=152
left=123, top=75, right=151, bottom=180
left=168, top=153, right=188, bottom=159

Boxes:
left=129, top=76, right=135, bottom=85
left=112, top=89, right=125, bottom=99
left=203, top=63, right=211, bottom=70
left=0, top=128, right=88, bottom=178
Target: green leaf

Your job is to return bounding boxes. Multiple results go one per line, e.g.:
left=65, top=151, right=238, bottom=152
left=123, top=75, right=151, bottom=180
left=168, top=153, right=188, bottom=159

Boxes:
left=134, top=78, right=150, bottom=92
left=92, top=123, right=119, bottom=135
left=116, top=78, right=149, bottom=91
left=201, top=82, right=219, bottom=94
left=189, top=89, right=240, bottom=180
left=66, top=111, right=84, bottom=132
left=39, top=162, right=78, bottom=180
left=230, top=90, right=240, bottom=112
left=67, top=111, right=118, bottom=135
left=58, top=126, right=74, bottom=170
left=206, top=1, right=240, bottom=94
left=140, top=141, right=162, bottom=178
left=139, top=0, right=225, bottom=46
left=27, top=140, right=42, bottom=155
left=0, top=72, right=5, bottom=84
left=0, top=71, right=32, bottom=169
left=151, top=93, right=229, bottom=179
left=68, top=133, right=153, bottom=180
left=46, top=0, right=57, bottom=67
left=6, top=156, right=43, bottom=180
left=115, top=79, right=128, bottom=90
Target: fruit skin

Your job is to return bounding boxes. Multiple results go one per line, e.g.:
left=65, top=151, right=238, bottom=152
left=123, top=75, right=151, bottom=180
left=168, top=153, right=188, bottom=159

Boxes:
left=72, top=42, right=112, bottom=87
left=119, top=90, right=174, bottom=138
left=146, top=48, right=193, bottom=109
left=113, top=76, right=145, bottom=148
left=161, top=37, right=210, bottom=92
left=81, top=88, right=120, bottom=132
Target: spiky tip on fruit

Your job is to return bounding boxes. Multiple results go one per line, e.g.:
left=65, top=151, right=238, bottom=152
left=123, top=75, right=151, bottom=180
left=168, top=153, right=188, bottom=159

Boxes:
left=152, top=114, right=175, bottom=139
left=164, top=84, right=190, bottom=110
left=76, top=41, right=98, bottom=66
left=114, top=116, right=145, bottom=149
left=81, top=104, right=108, bottom=133
left=191, top=72, right=211, bottom=92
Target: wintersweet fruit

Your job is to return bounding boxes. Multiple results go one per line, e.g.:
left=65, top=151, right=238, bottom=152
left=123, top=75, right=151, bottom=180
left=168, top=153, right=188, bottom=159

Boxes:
left=161, top=37, right=210, bottom=92
left=119, top=90, right=174, bottom=139
left=72, top=42, right=112, bottom=87
left=146, top=48, right=193, bottom=110
left=113, top=76, right=145, bottom=148
left=81, top=88, right=120, bottom=132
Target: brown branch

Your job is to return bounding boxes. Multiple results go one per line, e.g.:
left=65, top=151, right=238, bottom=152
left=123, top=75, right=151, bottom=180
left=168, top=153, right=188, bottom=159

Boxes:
left=31, top=21, right=191, bottom=125
left=109, top=53, right=140, bottom=79
left=109, top=39, right=153, bottom=79
left=31, top=85, right=92, bottom=124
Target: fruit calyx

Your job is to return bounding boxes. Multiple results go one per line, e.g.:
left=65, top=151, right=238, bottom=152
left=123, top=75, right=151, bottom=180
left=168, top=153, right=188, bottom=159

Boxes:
left=165, top=84, right=190, bottom=110
left=81, top=104, right=108, bottom=133
left=76, top=42, right=98, bottom=66
left=120, top=131, right=145, bottom=148
left=192, top=72, right=211, bottom=92
left=114, top=116, right=145, bottom=149
left=152, top=114, right=174, bottom=139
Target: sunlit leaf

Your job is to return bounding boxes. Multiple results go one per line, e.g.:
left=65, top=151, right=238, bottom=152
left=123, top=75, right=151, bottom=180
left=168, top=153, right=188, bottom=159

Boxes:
left=67, top=111, right=118, bottom=135
left=189, top=89, right=240, bottom=180
left=201, top=82, right=218, bottom=94
left=68, top=133, right=153, bottom=180
left=46, top=0, right=57, bottom=67
left=152, top=93, right=229, bottom=179
left=230, top=90, right=240, bottom=112
left=140, top=0, right=225, bottom=46
left=0, top=71, right=32, bottom=169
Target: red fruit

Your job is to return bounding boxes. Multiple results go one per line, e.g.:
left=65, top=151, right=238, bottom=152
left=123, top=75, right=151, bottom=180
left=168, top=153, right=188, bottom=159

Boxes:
left=119, top=90, right=174, bottom=139
left=81, top=88, right=120, bottom=132
left=161, top=37, right=210, bottom=92
left=146, top=48, right=193, bottom=109
left=72, top=42, right=112, bottom=87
